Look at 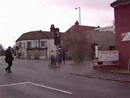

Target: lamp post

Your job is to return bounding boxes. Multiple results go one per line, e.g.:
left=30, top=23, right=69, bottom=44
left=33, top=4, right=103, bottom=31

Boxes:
left=75, top=7, right=81, bottom=25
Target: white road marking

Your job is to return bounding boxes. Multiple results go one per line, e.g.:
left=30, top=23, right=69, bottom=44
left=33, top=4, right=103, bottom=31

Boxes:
left=28, top=82, right=72, bottom=94
left=0, top=81, right=72, bottom=94
left=0, top=81, right=29, bottom=87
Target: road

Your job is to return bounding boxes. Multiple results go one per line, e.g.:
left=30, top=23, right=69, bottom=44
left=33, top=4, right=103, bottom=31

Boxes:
left=0, top=56, right=130, bottom=98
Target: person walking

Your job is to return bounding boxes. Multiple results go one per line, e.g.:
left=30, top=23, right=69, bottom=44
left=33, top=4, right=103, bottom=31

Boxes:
left=61, top=48, right=66, bottom=64
left=50, top=50, right=56, bottom=65
left=5, top=46, right=14, bottom=73
left=56, top=50, right=62, bottom=68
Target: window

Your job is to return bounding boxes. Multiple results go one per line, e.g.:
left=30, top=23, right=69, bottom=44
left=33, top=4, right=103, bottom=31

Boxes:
left=23, top=43, right=26, bottom=48
left=32, top=40, right=39, bottom=48
left=18, top=42, right=22, bottom=48
left=27, top=42, right=31, bottom=48
left=109, top=46, right=115, bottom=50
left=40, top=41, right=46, bottom=48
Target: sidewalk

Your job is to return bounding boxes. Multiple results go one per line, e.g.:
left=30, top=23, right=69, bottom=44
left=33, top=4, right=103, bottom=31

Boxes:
left=59, top=61, right=130, bottom=82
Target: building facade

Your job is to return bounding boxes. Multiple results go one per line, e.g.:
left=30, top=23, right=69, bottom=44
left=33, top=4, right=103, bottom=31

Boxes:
left=16, top=30, right=57, bottom=59
left=65, top=23, right=116, bottom=60
left=111, top=0, right=130, bottom=68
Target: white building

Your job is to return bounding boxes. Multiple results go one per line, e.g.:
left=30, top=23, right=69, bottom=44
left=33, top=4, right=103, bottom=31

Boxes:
left=16, top=30, right=61, bottom=59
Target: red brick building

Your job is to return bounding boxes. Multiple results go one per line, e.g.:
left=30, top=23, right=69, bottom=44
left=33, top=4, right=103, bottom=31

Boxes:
left=65, top=22, right=115, bottom=60
left=111, top=0, right=130, bottom=68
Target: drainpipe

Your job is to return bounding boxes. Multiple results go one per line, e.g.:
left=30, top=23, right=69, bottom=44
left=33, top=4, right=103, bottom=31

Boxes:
left=38, top=39, right=40, bottom=59
left=128, top=59, right=130, bottom=72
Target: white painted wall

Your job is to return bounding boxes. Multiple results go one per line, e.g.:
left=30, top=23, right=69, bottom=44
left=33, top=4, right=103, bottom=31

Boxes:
left=16, top=40, right=28, bottom=58
left=16, top=39, right=57, bottom=59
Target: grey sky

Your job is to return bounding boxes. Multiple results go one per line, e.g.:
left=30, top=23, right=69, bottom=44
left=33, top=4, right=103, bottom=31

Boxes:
left=0, top=0, right=115, bottom=48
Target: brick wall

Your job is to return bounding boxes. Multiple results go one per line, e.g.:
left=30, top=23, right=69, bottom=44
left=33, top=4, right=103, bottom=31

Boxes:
left=114, top=4, right=130, bottom=68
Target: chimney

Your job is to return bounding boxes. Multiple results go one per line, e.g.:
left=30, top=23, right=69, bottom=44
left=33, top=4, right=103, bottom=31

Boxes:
left=50, top=24, right=55, bottom=33
left=75, top=21, right=79, bottom=25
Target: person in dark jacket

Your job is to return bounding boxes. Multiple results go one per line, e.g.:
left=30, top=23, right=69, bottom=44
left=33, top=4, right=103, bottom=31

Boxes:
left=5, top=46, right=14, bottom=73
left=60, top=48, right=66, bottom=64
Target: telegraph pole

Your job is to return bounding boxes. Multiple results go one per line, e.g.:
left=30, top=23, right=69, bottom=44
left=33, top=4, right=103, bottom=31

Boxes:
left=75, top=7, right=81, bottom=25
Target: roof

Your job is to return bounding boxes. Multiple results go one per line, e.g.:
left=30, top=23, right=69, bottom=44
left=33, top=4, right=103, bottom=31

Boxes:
left=111, top=0, right=130, bottom=8
left=88, top=30, right=116, bottom=50
left=16, top=30, right=64, bottom=42
left=94, top=26, right=115, bottom=32
left=65, top=24, right=97, bottom=34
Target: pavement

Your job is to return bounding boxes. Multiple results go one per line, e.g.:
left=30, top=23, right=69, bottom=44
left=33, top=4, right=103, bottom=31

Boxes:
left=59, top=61, right=130, bottom=82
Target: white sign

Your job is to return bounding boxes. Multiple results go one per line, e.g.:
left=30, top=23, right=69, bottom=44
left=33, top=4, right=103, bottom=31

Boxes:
left=95, top=45, right=99, bottom=58
left=121, top=32, right=130, bottom=41
left=99, top=51, right=119, bottom=61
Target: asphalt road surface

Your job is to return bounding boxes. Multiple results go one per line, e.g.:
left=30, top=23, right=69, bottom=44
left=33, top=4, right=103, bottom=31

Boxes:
left=0, top=56, right=130, bottom=98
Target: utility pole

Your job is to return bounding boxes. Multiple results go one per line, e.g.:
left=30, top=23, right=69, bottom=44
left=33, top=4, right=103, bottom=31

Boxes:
left=75, top=7, right=81, bottom=25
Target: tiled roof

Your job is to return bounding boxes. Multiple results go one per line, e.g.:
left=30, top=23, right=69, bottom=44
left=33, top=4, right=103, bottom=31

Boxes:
left=16, top=30, right=64, bottom=42
left=111, top=0, right=130, bottom=8
left=65, top=25, right=97, bottom=34
left=87, top=30, right=116, bottom=49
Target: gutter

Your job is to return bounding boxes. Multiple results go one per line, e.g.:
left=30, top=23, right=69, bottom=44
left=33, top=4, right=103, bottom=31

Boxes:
left=111, top=0, right=130, bottom=8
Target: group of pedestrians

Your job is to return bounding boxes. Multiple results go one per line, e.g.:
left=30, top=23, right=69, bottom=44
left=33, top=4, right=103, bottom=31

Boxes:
left=50, top=48, right=66, bottom=68
left=4, top=46, right=66, bottom=72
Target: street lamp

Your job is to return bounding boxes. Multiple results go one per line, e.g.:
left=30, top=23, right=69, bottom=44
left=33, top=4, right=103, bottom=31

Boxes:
left=75, top=7, right=81, bottom=25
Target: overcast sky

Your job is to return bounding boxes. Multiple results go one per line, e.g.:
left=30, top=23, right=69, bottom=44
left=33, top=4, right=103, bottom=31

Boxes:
left=0, top=0, right=115, bottom=48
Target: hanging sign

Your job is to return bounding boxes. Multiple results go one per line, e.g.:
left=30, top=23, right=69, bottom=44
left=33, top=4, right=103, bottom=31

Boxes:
left=121, top=32, right=130, bottom=41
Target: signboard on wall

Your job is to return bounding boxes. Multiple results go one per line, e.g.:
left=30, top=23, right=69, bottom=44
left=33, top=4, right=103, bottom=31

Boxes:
left=99, top=51, right=119, bottom=61
left=121, top=32, right=130, bottom=41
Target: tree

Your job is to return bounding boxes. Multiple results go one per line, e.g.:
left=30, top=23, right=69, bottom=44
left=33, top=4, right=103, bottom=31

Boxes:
left=0, top=44, right=5, bottom=56
left=0, top=44, right=4, bottom=50
left=12, top=45, right=17, bottom=56
left=62, top=25, right=90, bottom=62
